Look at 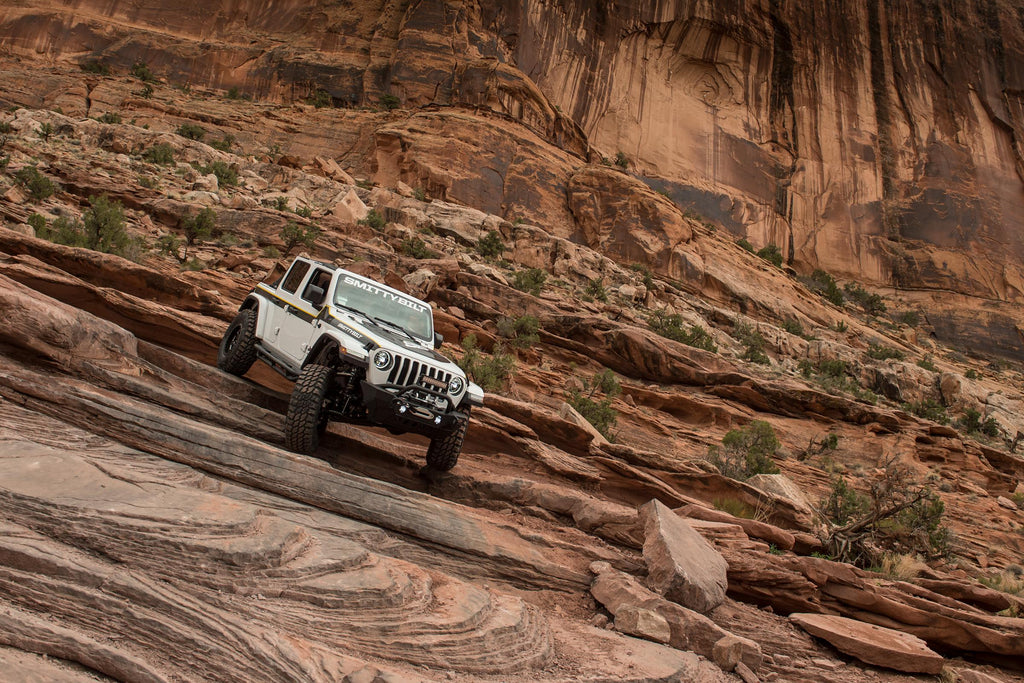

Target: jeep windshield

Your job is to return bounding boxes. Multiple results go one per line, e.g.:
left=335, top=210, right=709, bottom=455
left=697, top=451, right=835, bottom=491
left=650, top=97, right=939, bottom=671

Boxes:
left=332, top=274, right=433, bottom=342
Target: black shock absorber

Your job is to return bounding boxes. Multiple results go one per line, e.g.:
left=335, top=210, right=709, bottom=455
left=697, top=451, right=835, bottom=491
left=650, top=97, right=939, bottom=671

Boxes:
left=336, top=366, right=367, bottom=418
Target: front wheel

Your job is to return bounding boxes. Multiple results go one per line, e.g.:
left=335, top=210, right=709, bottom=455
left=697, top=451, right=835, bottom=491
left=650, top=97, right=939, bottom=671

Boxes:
left=425, top=408, right=470, bottom=471
left=217, top=308, right=257, bottom=376
left=285, top=364, right=334, bottom=454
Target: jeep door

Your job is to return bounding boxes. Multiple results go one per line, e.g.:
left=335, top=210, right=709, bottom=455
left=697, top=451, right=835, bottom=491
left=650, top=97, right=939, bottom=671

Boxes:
left=278, top=265, right=334, bottom=366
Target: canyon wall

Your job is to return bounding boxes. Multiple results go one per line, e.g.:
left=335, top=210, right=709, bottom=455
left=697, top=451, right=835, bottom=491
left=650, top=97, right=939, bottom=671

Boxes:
left=2, top=0, right=1023, bottom=304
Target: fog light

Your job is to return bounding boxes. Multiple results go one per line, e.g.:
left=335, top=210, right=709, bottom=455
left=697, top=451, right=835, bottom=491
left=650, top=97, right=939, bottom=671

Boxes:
left=398, top=404, right=407, bottom=414
left=434, top=416, right=442, bottom=425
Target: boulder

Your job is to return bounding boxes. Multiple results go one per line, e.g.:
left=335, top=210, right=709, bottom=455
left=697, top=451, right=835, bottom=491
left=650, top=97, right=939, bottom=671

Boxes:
left=558, top=402, right=609, bottom=447
left=639, top=500, right=728, bottom=613
left=332, top=188, right=369, bottom=224
left=614, top=606, right=671, bottom=644
left=589, top=562, right=761, bottom=671
left=790, top=613, right=945, bottom=674
left=745, top=474, right=813, bottom=519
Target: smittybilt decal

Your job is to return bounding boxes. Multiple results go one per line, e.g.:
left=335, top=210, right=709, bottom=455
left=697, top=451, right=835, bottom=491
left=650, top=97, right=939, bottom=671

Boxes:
left=343, top=276, right=429, bottom=313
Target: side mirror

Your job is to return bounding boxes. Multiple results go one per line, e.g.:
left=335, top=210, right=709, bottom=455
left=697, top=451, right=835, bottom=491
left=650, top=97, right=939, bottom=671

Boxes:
left=434, top=332, right=444, bottom=349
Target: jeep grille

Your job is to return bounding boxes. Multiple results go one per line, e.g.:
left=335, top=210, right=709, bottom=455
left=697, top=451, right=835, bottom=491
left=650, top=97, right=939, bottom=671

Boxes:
left=387, top=355, right=452, bottom=394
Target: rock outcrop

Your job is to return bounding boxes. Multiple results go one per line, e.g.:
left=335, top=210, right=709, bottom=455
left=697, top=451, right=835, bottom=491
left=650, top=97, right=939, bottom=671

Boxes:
left=791, top=613, right=945, bottom=675
left=640, top=499, right=729, bottom=614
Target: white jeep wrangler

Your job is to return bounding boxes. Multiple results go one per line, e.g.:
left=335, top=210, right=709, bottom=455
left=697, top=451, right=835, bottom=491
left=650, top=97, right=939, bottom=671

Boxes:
left=217, top=256, right=483, bottom=470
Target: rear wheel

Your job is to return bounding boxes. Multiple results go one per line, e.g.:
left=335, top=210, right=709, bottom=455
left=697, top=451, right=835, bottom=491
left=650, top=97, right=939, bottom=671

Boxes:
left=426, top=408, right=470, bottom=471
left=285, top=364, right=334, bottom=453
left=217, top=308, right=257, bottom=376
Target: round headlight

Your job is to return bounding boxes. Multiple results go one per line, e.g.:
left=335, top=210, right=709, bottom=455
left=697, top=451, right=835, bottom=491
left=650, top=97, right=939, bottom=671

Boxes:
left=373, top=349, right=393, bottom=370
left=448, top=376, right=465, bottom=395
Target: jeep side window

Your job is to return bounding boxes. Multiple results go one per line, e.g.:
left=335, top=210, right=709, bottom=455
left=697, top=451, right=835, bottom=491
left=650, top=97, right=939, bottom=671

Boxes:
left=301, top=269, right=332, bottom=308
left=281, top=261, right=311, bottom=294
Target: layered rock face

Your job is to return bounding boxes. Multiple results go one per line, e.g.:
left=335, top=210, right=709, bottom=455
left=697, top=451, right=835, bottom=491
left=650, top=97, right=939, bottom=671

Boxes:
left=2, top=0, right=1022, bottom=355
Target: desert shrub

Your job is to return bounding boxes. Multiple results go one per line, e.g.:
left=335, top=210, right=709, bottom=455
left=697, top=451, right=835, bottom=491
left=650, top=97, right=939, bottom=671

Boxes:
left=734, top=322, right=769, bottom=364
left=896, top=310, right=921, bottom=326
left=37, top=122, right=54, bottom=141
left=359, top=209, right=385, bottom=230
left=818, top=359, right=849, bottom=378
left=195, top=160, right=237, bottom=187
left=294, top=206, right=312, bottom=218
left=805, top=269, right=844, bottom=307
left=0, top=155, right=8, bottom=170
left=143, top=143, right=175, bottom=165
left=137, top=175, right=158, bottom=189
left=958, top=408, right=1000, bottom=437
left=821, top=463, right=953, bottom=567
left=97, top=112, right=122, bottom=124
left=757, top=244, right=783, bottom=267
left=137, top=83, right=154, bottom=99
left=412, top=187, right=427, bottom=202
left=567, top=369, right=621, bottom=439
left=209, top=134, right=235, bottom=152
left=713, top=497, right=756, bottom=519
left=182, top=257, right=206, bottom=271
left=306, top=89, right=332, bottom=108
left=614, top=151, right=629, bottom=169
left=263, top=245, right=281, bottom=258
left=630, top=263, right=654, bottom=289
left=965, top=368, right=979, bottom=380
left=380, top=94, right=401, bottom=110
left=902, top=399, right=949, bottom=425
left=496, top=315, right=540, bottom=349
left=476, top=229, right=505, bottom=258
left=866, top=343, right=904, bottom=361
left=15, top=165, right=57, bottom=201
left=917, top=355, right=938, bottom=372
left=271, top=196, right=290, bottom=212
left=280, top=221, right=320, bottom=254
left=130, top=61, right=156, bottom=82
left=844, top=282, right=886, bottom=315
left=706, top=420, right=780, bottom=481
left=833, top=320, right=848, bottom=332
left=648, top=310, right=717, bottom=353
left=584, top=278, right=608, bottom=302
left=80, top=60, right=110, bottom=75
left=736, top=238, right=755, bottom=253
left=27, top=213, right=46, bottom=234
left=400, top=237, right=436, bottom=259
left=157, top=234, right=182, bottom=257
left=81, top=195, right=129, bottom=253
left=513, top=268, right=547, bottom=296
left=177, top=122, right=205, bottom=141
left=39, top=196, right=132, bottom=257
left=457, top=335, right=515, bottom=392
left=178, top=207, right=216, bottom=260
left=226, top=87, right=248, bottom=100
left=782, top=318, right=803, bottom=336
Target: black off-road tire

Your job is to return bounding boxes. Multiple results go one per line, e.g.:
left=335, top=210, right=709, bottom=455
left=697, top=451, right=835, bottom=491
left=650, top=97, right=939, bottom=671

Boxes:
left=217, top=308, right=257, bottom=376
left=285, top=364, right=334, bottom=454
left=425, top=409, right=469, bottom=471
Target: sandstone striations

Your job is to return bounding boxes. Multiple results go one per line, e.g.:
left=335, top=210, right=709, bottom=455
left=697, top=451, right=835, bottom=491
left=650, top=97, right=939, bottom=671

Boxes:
left=0, top=2, right=1024, bottom=682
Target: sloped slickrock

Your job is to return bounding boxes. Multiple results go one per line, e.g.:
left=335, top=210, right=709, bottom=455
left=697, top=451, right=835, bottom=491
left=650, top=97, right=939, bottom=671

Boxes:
left=640, top=499, right=729, bottom=613
left=0, top=404, right=717, bottom=683
left=790, top=613, right=945, bottom=675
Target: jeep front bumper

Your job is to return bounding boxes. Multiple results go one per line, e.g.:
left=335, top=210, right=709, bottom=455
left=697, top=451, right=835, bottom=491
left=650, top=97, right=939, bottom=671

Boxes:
left=360, top=381, right=467, bottom=436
